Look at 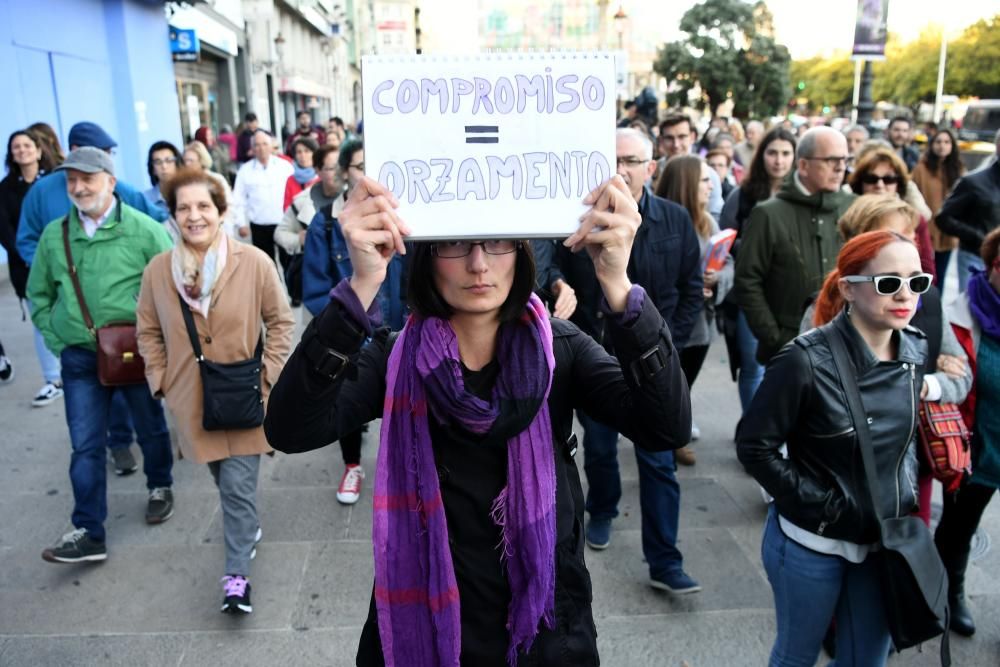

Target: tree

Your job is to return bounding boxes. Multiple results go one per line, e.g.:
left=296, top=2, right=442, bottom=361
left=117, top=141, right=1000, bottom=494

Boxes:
left=653, top=0, right=791, bottom=118
left=789, top=54, right=855, bottom=112
left=946, top=14, right=1000, bottom=99
left=789, top=13, right=1000, bottom=110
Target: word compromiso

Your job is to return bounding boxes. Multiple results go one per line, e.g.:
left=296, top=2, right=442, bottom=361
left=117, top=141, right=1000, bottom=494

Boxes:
left=378, top=151, right=612, bottom=203
left=371, top=69, right=607, bottom=115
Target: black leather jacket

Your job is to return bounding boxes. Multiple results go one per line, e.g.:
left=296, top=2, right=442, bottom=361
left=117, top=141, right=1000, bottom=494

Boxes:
left=737, top=311, right=927, bottom=545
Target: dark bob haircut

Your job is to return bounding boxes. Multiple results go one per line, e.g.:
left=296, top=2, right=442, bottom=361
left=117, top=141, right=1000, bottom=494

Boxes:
left=405, top=241, right=536, bottom=324
left=163, top=167, right=228, bottom=218
left=147, top=140, right=182, bottom=185
left=338, top=138, right=364, bottom=172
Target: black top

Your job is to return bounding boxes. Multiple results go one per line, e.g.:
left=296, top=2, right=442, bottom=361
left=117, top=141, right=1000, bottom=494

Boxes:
left=936, top=161, right=1000, bottom=255
left=0, top=171, right=36, bottom=298
left=264, top=288, right=691, bottom=666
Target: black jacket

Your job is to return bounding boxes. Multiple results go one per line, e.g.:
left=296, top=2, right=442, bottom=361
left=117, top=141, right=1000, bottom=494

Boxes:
left=936, top=161, right=1000, bottom=255
left=534, top=186, right=703, bottom=349
left=737, top=312, right=927, bottom=544
left=264, top=288, right=691, bottom=666
left=0, top=171, right=34, bottom=299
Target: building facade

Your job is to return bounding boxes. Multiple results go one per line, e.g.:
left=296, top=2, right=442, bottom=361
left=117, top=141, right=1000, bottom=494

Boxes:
left=0, top=0, right=183, bottom=187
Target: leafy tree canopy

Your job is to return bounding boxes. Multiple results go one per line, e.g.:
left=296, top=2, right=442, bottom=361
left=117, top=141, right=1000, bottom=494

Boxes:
left=653, top=0, right=791, bottom=118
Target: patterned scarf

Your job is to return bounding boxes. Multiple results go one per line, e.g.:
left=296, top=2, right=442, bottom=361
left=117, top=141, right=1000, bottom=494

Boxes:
left=171, top=229, right=227, bottom=317
left=374, top=293, right=557, bottom=667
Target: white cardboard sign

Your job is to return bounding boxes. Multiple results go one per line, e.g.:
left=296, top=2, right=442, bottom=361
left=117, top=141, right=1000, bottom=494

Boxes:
left=361, top=53, right=617, bottom=240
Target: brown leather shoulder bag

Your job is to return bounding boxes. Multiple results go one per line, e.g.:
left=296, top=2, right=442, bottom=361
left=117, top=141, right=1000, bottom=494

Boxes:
left=62, top=216, right=146, bottom=386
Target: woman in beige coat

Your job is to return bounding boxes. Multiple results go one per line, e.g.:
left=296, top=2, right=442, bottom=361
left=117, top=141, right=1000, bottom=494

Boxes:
left=136, top=169, right=294, bottom=615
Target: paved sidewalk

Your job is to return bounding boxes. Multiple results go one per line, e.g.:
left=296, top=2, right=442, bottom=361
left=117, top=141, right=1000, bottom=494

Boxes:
left=0, top=275, right=997, bottom=666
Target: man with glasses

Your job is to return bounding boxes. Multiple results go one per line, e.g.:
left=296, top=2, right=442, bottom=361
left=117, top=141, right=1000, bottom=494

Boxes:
left=655, top=114, right=724, bottom=220
left=536, top=128, right=703, bottom=596
left=231, top=129, right=294, bottom=264
left=302, top=138, right=406, bottom=508
left=735, top=126, right=856, bottom=363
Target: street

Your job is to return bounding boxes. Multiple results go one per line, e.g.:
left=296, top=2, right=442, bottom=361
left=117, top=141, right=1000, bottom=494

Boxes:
left=1, top=274, right=997, bottom=666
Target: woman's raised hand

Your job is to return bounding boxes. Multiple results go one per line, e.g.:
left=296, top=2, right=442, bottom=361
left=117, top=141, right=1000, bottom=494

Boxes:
left=563, top=175, right=641, bottom=311
left=340, top=176, right=411, bottom=308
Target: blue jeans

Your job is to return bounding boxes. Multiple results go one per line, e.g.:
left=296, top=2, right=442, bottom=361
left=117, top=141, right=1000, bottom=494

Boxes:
left=33, top=324, right=61, bottom=384
left=956, top=249, right=985, bottom=292
left=579, top=412, right=683, bottom=576
left=736, top=309, right=764, bottom=413
left=761, top=507, right=891, bottom=667
left=107, top=390, right=136, bottom=451
left=61, top=346, right=173, bottom=541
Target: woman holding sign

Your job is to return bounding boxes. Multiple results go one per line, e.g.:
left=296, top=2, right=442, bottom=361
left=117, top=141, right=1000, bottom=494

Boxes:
left=264, top=174, right=690, bottom=666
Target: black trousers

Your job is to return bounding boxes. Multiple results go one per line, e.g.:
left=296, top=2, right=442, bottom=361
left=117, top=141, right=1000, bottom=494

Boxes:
left=340, top=426, right=365, bottom=466
left=679, top=344, right=710, bottom=390
left=934, top=480, right=996, bottom=584
left=249, top=222, right=291, bottom=271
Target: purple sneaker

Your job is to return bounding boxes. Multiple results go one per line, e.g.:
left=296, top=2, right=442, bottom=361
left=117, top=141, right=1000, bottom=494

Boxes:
left=221, top=575, right=253, bottom=614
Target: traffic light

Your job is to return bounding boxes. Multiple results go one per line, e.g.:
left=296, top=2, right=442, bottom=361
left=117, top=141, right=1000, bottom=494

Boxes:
left=797, top=80, right=806, bottom=91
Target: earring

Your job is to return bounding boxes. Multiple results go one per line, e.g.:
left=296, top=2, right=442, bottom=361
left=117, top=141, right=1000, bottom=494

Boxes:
left=846, top=302, right=853, bottom=315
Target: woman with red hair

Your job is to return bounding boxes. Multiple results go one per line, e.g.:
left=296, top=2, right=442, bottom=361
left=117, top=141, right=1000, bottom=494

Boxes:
left=738, top=230, right=933, bottom=665
left=193, top=126, right=231, bottom=182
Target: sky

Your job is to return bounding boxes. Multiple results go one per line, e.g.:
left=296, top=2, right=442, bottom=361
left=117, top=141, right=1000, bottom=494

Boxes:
left=418, top=0, right=998, bottom=59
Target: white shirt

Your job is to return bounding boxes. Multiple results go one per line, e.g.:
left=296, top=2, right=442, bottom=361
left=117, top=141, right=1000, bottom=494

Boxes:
left=231, top=156, right=294, bottom=227
left=79, top=202, right=115, bottom=238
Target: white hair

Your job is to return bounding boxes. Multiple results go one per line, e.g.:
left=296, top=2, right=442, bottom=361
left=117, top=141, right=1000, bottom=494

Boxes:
left=616, top=127, right=654, bottom=160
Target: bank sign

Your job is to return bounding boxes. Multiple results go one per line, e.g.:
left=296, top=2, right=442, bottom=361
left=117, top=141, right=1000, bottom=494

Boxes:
left=170, top=28, right=200, bottom=62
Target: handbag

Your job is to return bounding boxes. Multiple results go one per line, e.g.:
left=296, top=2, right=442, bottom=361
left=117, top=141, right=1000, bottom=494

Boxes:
left=918, top=401, right=972, bottom=493
left=178, top=293, right=265, bottom=431
left=822, top=324, right=950, bottom=665
left=62, top=216, right=146, bottom=386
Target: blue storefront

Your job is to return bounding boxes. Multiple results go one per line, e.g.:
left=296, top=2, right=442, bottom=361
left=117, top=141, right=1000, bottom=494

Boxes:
left=0, top=0, right=183, bottom=189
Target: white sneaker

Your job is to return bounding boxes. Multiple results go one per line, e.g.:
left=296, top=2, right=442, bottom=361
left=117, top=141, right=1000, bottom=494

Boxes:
left=0, top=355, right=13, bottom=384
left=336, top=464, right=365, bottom=505
left=32, top=382, right=63, bottom=407
left=250, top=526, right=263, bottom=560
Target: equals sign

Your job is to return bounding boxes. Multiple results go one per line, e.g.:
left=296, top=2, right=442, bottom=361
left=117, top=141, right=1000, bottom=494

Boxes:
left=465, top=126, right=498, bottom=144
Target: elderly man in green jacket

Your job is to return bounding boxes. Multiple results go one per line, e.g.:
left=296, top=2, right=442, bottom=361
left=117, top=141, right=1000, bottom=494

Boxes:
left=27, top=147, right=175, bottom=564
left=735, top=126, right=855, bottom=366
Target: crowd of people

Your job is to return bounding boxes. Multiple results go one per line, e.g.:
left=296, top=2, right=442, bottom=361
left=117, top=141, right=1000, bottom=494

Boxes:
left=0, top=101, right=998, bottom=667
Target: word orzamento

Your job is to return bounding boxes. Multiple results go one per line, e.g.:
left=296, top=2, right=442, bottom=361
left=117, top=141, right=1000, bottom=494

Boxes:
left=379, top=151, right=613, bottom=203
left=371, top=69, right=607, bottom=115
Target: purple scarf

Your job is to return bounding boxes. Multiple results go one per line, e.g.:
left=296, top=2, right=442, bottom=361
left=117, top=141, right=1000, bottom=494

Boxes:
left=373, top=293, right=557, bottom=667
left=968, top=269, right=1000, bottom=340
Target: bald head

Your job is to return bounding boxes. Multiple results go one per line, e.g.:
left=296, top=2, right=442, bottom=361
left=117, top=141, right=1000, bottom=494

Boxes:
left=797, top=127, right=848, bottom=194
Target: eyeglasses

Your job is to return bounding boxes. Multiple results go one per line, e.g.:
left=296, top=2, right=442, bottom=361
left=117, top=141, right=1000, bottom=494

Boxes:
left=152, top=158, right=177, bottom=166
left=616, top=157, right=648, bottom=167
left=860, top=173, right=900, bottom=186
left=348, top=162, right=364, bottom=171
left=431, top=240, right=519, bottom=258
left=804, top=156, right=849, bottom=167
left=843, top=273, right=933, bottom=296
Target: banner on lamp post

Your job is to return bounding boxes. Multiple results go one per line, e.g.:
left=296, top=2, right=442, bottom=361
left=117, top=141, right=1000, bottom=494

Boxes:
left=851, top=0, right=889, bottom=60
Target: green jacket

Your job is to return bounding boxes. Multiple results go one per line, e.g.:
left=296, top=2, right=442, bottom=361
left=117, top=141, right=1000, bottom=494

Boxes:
left=734, top=176, right=855, bottom=363
left=27, top=198, right=173, bottom=356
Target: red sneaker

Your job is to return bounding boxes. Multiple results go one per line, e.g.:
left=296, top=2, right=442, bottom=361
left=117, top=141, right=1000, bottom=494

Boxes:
left=337, top=464, right=365, bottom=505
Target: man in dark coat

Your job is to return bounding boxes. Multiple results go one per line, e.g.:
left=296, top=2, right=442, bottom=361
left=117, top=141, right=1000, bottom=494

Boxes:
left=535, top=128, right=703, bottom=595
left=936, top=130, right=1000, bottom=290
